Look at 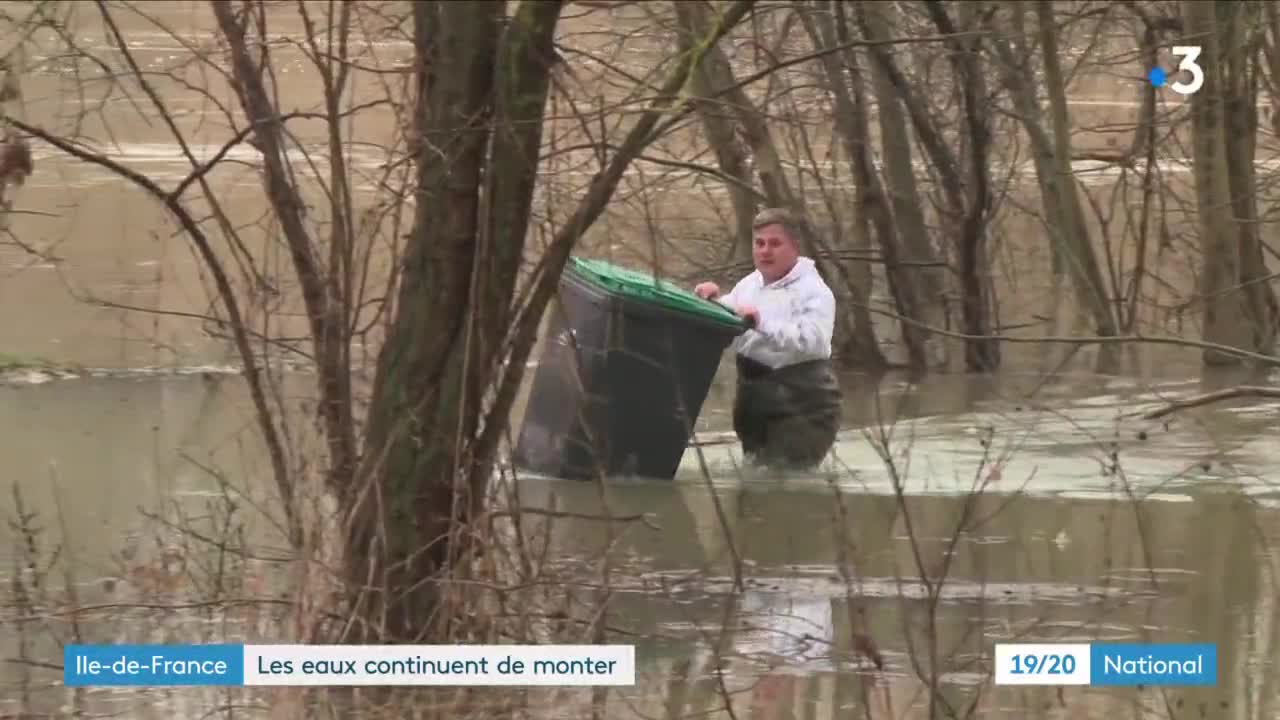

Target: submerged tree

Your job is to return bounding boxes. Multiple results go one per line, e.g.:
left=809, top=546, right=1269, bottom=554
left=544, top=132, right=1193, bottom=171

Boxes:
left=8, top=0, right=759, bottom=645
left=343, top=0, right=759, bottom=643
left=987, top=1, right=1120, bottom=370
left=1182, top=0, right=1278, bottom=366
left=854, top=0, right=1001, bottom=372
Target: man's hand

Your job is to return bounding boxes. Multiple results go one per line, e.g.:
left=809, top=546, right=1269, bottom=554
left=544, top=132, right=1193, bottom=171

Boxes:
left=734, top=304, right=760, bottom=329
left=694, top=281, right=721, bottom=300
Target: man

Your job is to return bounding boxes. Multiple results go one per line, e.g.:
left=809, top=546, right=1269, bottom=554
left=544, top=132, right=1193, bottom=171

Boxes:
left=694, top=208, right=842, bottom=469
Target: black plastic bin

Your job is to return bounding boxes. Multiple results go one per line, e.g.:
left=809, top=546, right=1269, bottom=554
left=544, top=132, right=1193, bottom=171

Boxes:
left=512, top=256, right=749, bottom=480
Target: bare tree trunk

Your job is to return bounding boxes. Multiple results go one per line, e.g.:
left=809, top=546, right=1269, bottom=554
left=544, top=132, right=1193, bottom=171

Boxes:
left=344, top=0, right=561, bottom=642
left=1183, top=0, right=1273, bottom=365
left=1220, top=1, right=1279, bottom=359
left=1265, top=2, right=1280, bottom=139
left=988, top=1, right=1119, bottom=367
left=795, top=2, right=886, bottom=371
left=343, top=0, right=759, bottom=643
left=916, top=0, right=1001, bottom=371
left=862, top=0, right=948, bottom=367
left=856, top=0, right=999, bottom=370
left=211, top=1, right=357, bottom=502
left=1120, top=7, right=1182, bottom=333
left=806, top=0, right=927, bottom=373
left=1035, top=1, right=1119, bottom=357
left=674, top=1, right=757, bottom=263
left=954, top=0, right=1000, bottom=372
left=840, top=194, right=891, bottom=370
left=689, top=11, right=793, bottom=212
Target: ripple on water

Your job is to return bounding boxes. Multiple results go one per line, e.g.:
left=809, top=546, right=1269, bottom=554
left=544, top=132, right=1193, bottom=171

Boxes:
left=624, top=569, right=1160, bottom=606
left=673, top=385, right=1280, bottom=502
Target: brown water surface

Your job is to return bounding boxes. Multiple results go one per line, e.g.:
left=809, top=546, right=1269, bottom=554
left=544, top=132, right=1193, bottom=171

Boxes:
left=3, top=364, right=1280, bottom=718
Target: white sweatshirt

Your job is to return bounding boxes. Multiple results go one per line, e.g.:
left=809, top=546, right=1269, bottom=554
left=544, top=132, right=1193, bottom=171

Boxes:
left=717, top=256, right=836, bottom=369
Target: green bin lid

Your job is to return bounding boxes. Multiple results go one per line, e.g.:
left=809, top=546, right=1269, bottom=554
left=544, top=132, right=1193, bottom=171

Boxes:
left=566, top=256, right=747, bottom=330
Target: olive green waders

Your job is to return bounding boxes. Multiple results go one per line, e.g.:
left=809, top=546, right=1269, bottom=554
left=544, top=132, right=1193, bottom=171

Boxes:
left=732, top=355, right=842, bottom=469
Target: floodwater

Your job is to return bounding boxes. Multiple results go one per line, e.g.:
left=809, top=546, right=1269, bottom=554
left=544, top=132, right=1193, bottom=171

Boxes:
left=6, top=362, right=1280, bottom=719
left=3, top=3, right=1280, bottom=720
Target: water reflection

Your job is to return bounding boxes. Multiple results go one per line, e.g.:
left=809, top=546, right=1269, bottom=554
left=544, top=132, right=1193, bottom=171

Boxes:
left=518, top=469, right=1280, bottom=718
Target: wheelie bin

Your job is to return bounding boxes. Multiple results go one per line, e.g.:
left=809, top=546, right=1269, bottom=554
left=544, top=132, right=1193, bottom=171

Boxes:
left=512, top=256, right=749, bottom=480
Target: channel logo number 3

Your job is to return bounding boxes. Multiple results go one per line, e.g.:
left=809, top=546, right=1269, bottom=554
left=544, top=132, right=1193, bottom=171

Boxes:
left=1170, top=46, right=1204, bottom=95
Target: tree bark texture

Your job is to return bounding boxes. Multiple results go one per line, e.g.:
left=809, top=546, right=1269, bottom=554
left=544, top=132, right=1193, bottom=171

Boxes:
left=673, top=1, right=757, bottom=263
left=342, top=0, right=759, bottom=643
left=987, top=2, right=1119, bottom=360
left=810, top=1, right=928, bottom=372
left=344, top=0, right=563, bottom=643
left=797, top=2, right=888, bottom=371
left=1183, top=0, right=1277, bottom=365
left=863, top=1, right=948, bottom=352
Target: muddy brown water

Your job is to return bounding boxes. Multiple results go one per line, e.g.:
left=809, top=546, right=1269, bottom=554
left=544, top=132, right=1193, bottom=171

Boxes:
left=4, top=3, right=1280, bottom=719
left=5, top=363, right=1280, bottom=719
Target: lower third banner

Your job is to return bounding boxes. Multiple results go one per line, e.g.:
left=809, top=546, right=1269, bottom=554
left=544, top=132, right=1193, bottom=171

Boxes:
left=64, top=644, right=636, bottom=686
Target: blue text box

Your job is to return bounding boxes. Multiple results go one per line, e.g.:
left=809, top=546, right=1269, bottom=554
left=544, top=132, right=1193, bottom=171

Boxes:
left=1089, top=643, right=1216, bottom=686
left=64, top=644, right=245, bottom=686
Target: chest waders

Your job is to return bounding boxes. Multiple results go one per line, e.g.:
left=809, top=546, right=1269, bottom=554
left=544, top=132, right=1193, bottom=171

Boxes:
left=733, top=355, right=842, bottom=469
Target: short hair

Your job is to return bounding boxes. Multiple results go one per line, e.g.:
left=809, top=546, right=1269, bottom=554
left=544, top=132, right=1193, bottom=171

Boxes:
left=752, top=207, right=803, bottom=246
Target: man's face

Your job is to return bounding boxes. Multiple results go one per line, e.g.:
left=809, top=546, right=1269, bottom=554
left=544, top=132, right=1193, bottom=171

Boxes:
left=752, top=223, right=799, bottom=282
